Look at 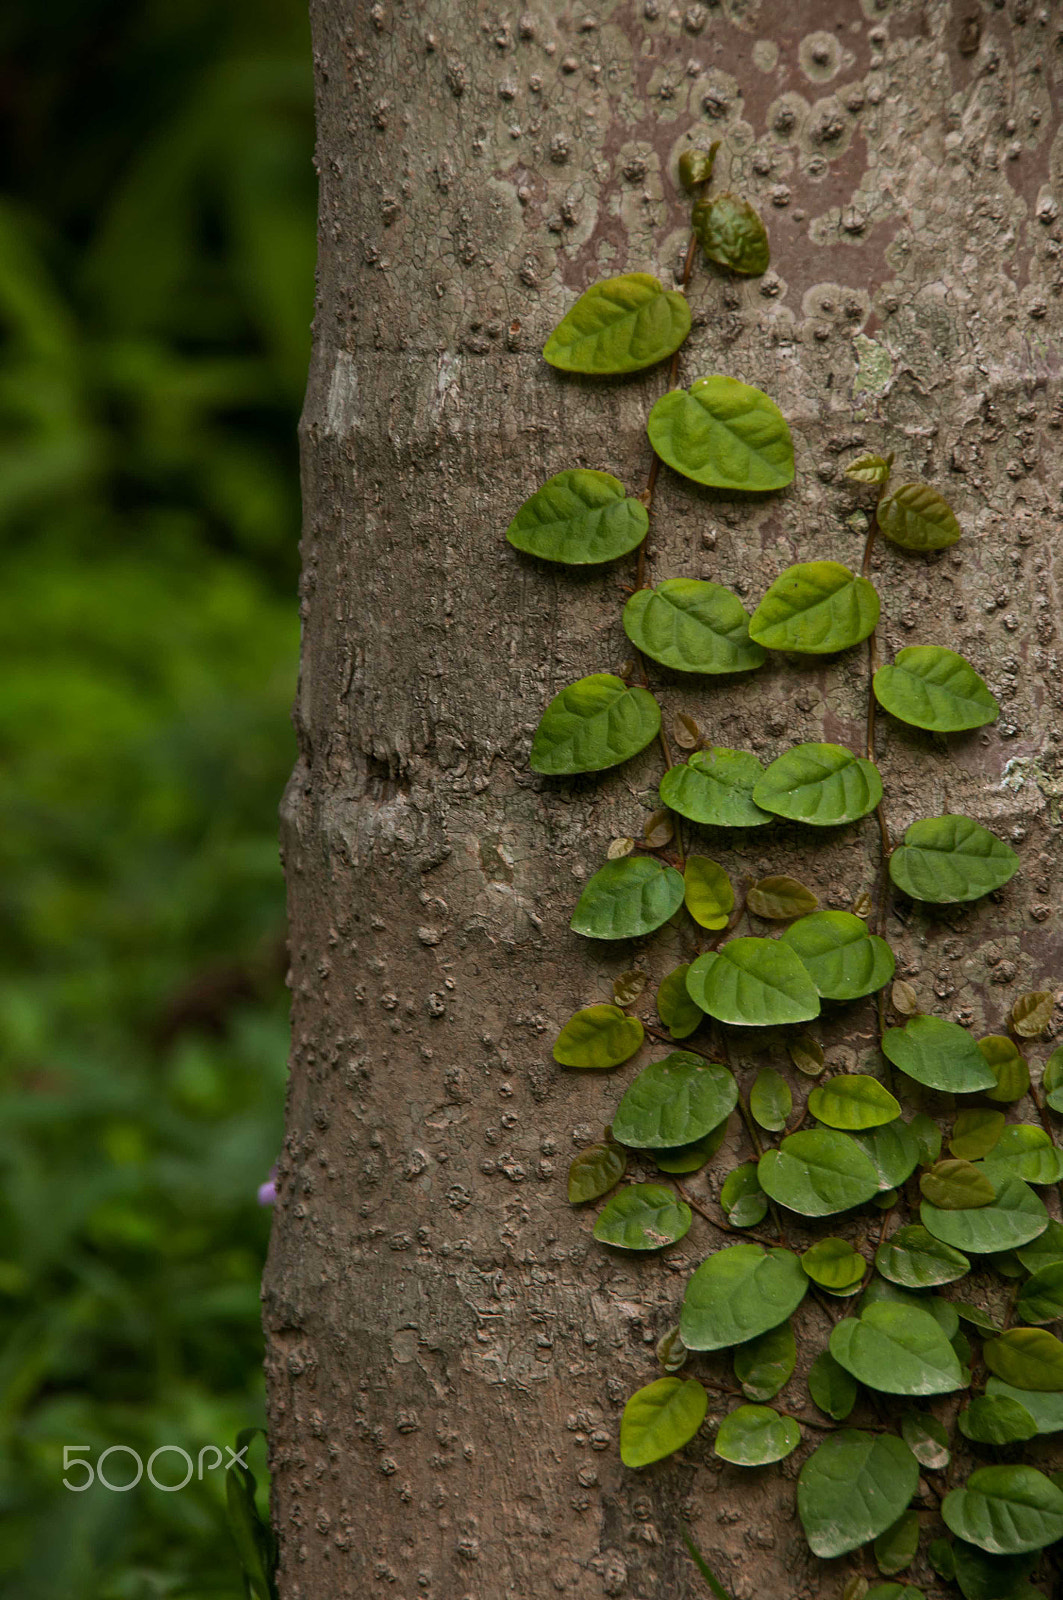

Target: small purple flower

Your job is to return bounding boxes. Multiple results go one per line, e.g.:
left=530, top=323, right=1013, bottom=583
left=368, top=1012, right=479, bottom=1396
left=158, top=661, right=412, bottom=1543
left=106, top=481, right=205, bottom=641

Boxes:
left=257, top=1164, right=277, bottom=1206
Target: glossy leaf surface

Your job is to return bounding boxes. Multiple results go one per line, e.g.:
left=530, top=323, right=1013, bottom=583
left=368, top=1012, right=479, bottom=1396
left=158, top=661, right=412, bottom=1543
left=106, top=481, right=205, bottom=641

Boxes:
left=808, top=1075, right=900, bottom=1131
left=659, top=747, right=771, bottom=828
left=506, top=469, right=649, bottom=564
left=748, top=561, right=879, bottom=655
left=715, top=1404, right=799, bottom=1466
left=830, top=1302, right=965, bottom=1396
left=753, top=743, right=883, bottom=826
left=921, top=1179, right=1047, bottom=1255
left=780, top=910, right=894, bottom=1000
left=620, top=1377, right=708, bottom=1468
left=570, top=857, right=685, bottom=940
left=531, top=674, right=661, bottom=775
left=683, top=856, right=733, bottom=930
left=889, top=815, right=1019, bottom=904
left=686, top=937, right=820, bottom=1026
left=647, top=376, right=794, bottom=491
left=942, top=1465, right=1063, bottom=1555
left=544, top=273, right=691, bottom=373
left=553, top=1004, right=644, bottom=1069
left=983, top=1328, right=1063, bottom=1391
left=875, top=1224, right=970, bottom=1289
left=680, top=1243, right=808, bottom=1351
left=759, top=1129, right=881, bottom=1217
left=623, top=580, right=765, bottom=675
left=873, top=646, right=998, bottom=733
left=593, top=1183, right=691, bottom=1250
left=802, top=1237, right=866, bottom=1292
left=612, top=1053, right=738, bottom=1149
left=797, top=1430, right=919, bottom=1559
left=882, top=1015, right=997, bottom=1094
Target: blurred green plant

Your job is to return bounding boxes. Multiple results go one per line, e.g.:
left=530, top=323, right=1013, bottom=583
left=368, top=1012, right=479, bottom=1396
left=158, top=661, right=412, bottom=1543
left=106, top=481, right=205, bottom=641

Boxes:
left=0, top=1, right=313, bottom=1594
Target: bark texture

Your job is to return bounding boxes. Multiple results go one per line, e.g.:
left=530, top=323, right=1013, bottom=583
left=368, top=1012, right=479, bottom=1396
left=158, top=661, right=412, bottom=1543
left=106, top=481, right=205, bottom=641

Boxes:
left=267, top=2, right=1063, bottom=1596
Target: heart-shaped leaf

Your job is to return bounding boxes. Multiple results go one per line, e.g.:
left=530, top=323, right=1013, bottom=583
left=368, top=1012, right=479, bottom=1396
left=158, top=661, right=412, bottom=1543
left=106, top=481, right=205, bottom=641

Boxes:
left=553, top=1004, right=644, bottom=1069
left=909, top=1113, right=943, bottom=1166
left=1017, top=1262, right=1063, bottom=1325
left=653, top=1120, right=729, bottom=1174
left=942, top=1465, right=1063, bottom=1555
left=570, top=857, right=685, bottom=939
left=808, top=1350, right=857, bottom=1420
left=986, top=1378, right=1063, bottom=1435
left=692, top=192, right=770, bottom=275
left=846, top=453, right=893, bottom=484
left=855, top=1280, right=959, bottom=1338
left=748, top=561, right=880, bottom=654
left=531, top=673, right=661, bottom=774
left=874, top=1510, right=920, bottom=1578
left=749, top=1066, right=792, bottom=1133
left=720, top=1162, right=768, bottom=1229
left=611, top=1053, right=738, bottom=1148
left=802, top=1237, right=866, bottom=1292
left=779, top=911, right=895, bottom=1000
left=889, top=814, right=1019, bottom=904
left=882, top=1015, right=997, bottom=1094
left=543, top=272, right=691, bottom=373
left=747, top=876, right=818, bottom=920
left=808, top=1075, right=901, bottom=1131
left=680, top=1243, right=808, bottom=1351
left=734, top=1320, right=796, bottom=1400
left=919, top=1158, right=996, bottom=1210
left=506, top=469, right=649, bottom=565
left=1042, top=1046, right=1063, bottom=1112
left=981, top=1125, right=1063, bottom=1187
left=753, top=743, right=884, bottom=826
left=714, top=1404, right=799, bottom=1466
left=950, top=1543, right=1039, bottom=1600
left=593, top=1183, right=691, bottom=1250
left=797, top=1430, right=919, bottom=1559
left=830, top=1302, right=966, bottom=1395
left=878, top=482, right=961, bottom=551
left=623, top=579, right=766, bottom=675
left=851, top=1120, right=922, bottom=1190
left=901, top=1409, right=951, bottom=1471
left=1018, top=1219, right=1063, bottom=1274
left=686, top=937, right=820, bottom=1026
left=620, top=1376, right=708, bottom=1467
left=984, top=1328, right=1063, bottom=1391
left=568, top=1143, right=627, bottom=1204
left=875, top=1224, right=970, bottom=1289
left=659, top=747, right=771, bottom=828
left=873, top=646, right=998, bottom=733
left=1012, top=989, right=1055, bottom=1039
left=683, top=856, right=734, bottom=930
left=656, top=965, right=702, bottom=1040
left=921, top=1178, right=1047, bottom=1254
left=959, top=1396, right=1038, bottom=1446
left=951, top=1109, right=1005, bottom=1161
left=759, top=1129, right=881, bottom=1217
left=979, top=1035, right=1030, bottom=1103
left=647, top=375, right=794, bottom=491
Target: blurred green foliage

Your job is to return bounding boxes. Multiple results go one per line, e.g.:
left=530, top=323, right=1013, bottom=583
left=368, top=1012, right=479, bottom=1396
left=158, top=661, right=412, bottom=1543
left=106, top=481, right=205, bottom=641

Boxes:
left=0, top=0, right=313, bottom=1593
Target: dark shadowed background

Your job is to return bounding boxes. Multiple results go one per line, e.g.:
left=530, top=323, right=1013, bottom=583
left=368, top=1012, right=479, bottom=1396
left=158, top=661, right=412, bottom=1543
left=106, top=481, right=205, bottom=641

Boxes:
left=0, top=1, right=313, bottom=1592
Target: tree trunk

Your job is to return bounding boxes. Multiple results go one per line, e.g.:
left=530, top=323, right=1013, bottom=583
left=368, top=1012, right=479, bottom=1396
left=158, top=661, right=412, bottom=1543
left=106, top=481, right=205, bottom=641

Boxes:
left=266, top=3, right=1063, bottom=1596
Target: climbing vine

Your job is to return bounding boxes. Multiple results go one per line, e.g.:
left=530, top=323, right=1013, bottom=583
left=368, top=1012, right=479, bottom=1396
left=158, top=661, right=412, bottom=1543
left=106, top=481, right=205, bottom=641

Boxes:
left=508, top=145, right=1063, bottom=1600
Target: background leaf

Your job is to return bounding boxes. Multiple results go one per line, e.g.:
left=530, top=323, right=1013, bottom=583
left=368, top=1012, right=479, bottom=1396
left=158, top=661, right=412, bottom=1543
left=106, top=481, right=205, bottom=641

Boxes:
left=919, top=1158, right=996, bottom=1210
left=647, top=375, right=794, bottom=491
left=623, top=580, right=765, bottom=674
left=889, top=815, right=1019, bottom=904
left=959, top=1396, right=1038, bottom=1446
left=878, top=482, right=961, bottom=551
left=570, top=857, right=685, bottom=939
left=734, top=1320, right=796, bottom=1400
left=657, top=965, right=703, bottom=1039
left=753, top=744, right=883, bottom=826
left=808, top=1351, right=857, bottom=1420
left=506, top=469, right=648, bottom=564
left=874, top=1510, right=920, bottom=1578
left=951, top=1109, right=1005, bottom=1161
left=1012, top=990, right=1055, bottom=1039
left=983, top=1328, right=1063, bottom=1391
left=750, top=1066, right=792, bottom=1132
left=747, top=876, right=818, bottom=920
left=531, top=673, right=661, bottom=775
left=846, top=454, right=892, bottom=484
left=942, top=1465, right=1063, bottom=1555
left=568, top=1144, right=627, bottom=1204
left=979, top=1035, right=1030, bottom=1103
left=802, top=1237, right=866, bottom=1292
left=875, top=1224, right=970, bottom=1288
left=720, top=1163, right=768, bottom=1228
left=873, top=645, right=998, bottom=732
left=543, top=273, right=691, bottom=373
left=748, top=561, right=879, bottom=654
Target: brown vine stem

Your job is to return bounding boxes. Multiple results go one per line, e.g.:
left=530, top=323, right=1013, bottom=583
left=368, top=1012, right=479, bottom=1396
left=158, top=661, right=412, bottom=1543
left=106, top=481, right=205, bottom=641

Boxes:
left=674, top=1179, right=776, bottom=1251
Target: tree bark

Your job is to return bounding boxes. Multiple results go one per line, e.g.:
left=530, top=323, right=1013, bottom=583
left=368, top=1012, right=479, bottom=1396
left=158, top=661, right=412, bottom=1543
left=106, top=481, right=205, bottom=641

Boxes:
left=266, top=3, right=1063, bottom=1596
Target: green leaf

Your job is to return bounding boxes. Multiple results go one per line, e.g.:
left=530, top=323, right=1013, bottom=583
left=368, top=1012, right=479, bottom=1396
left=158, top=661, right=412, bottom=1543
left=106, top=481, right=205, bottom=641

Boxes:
left=686, top=937, right=820, bottom=1027
left=531, top=674, right=661, bottom=775
left=979, top=1036, right=1030, bottom=1104
left=748, top=561, right=880, bottom=655
left=570, top=857, right=685, bottom=939
left=758, top=1128, right=881, bottom=1217
left=678, top=145, right=720, bottom=191
left=659, top=747, right=772, bottom=828
left=720, top=1162, right=768, bottom=1228
left=683, top=856, right=734, bottom=930
left=619, top=1376, right=708, bottom=1467
left=875, top=1224, right=971, bottom=1289
left=656, top=965, right=702, bottom=1040
left=1017, top=1218, right=1063, bottom=1274
left=808, top=1350, right=858, bottom=1420
left=1042, top=1046, right=1063, bottom=1113
left=1017, top=1262, right=1063, bottom=1325
left=646, top=375, right=794, bottom=492
left=680, top=1243, right=808, bottom=1351
left=874, top=1510, right=920, bottom=1577
left=927, top=1539, right=955, bottom=1581
left=951, top=1109, right=1006, bottom=1161
left=889, top=815, right=1020, bottom=904
left=543, top=272, right=691, bottom=373
left=954, top=1302, right=1001, bottom=1334
left=851, top=1120, right=922, bottom=1190
left=901, top=1410, right=951, bottom=1471
left=506, top=469, right=649, bottom=565
left=653, top=1120, right=729, bottom=1174
left=950, top=1543, right=1039, bottom=1600
left=714, top=1404, right=799, bottom=1466
left=865, top=1588, right=923, bottom=1600
left=734, top=1319, right=796, bottom=1400
left=909, top=1112, right=943, bottom=1167
left=829, top=1302, right=965, bottom=1396
left=846, top=453, right=892, bottom=485
left=746, top=875, right=818, bottom=920
left=802, top=1237, right=866, bottom=1292
left=873, top=646, right=998, bottom=733
left=981, top=1125, right=1063, bottom=1187
left=878, top=482, right=961, bottom=552
left=959, top=1396, right=1038, bottom=1446
left=593, top=1183, right=692, bottom=1250
left=623, top=580, right=766, bottom=675
left=986, top=1377, right=1063, bottom=1435
left=692, top=192, right=770, bottom=275
left=779, top=911, right=895, bottom=1000
left=568, top=1143, right=627, bottom=1204
left=753, top=743, right=883, bottom=826
left=808, top=1074, right=901, bottom=1131
left=942, top=1465, right=1063, bottom=1555
left=983, top=1328, right=1063, bottom=1391
left=921, top=1179, right=1047, bottom=1255
left=882, top=1015, right=997, bottom=1094
left=612, top=1053, right=738, bottom=1148
left=553, top=1004, right=644, bottom=1069
left=919, top=1158, right=996, bottom=1210
left=750, top=1066, right=791, bottom=1132
left=797, top=1430, right=920, bottom=1559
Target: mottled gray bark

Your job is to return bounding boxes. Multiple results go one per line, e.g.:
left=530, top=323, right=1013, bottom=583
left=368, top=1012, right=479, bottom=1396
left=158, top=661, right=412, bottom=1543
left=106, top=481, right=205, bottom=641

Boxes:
left=266, top=3, right=1063, bottom=1597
